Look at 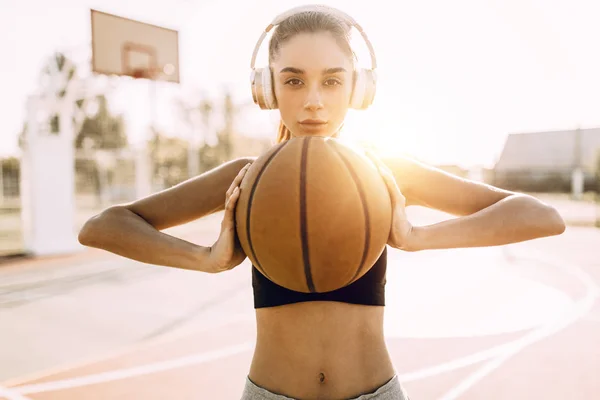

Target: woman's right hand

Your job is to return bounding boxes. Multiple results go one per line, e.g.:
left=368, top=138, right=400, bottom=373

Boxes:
left=205, top=162, right=252, bottom=273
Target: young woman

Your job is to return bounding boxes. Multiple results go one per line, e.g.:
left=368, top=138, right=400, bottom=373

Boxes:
left=78, top=5, right=566, bottom=399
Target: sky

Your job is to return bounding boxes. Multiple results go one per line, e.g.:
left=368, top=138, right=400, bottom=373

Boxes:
left=1, top=0, right=599, bottom=168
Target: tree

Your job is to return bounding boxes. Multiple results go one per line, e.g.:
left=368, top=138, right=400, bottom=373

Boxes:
left=175, top=88, right=254, bottom=176
left=75, top=95, right=127, bottom=150
left=17, top=51, right=130, bottom=205
left=18, top=52, right=124, bottom=150
left=596, top=149, right=600, bottom=192
left=175, top=93, right=219, bottom=176
left=596, top=150, right=600, bottom=227
left=1, top=157, right=20, bottom=198
left=147, top=130, right=189, bottom=188
left=72, top=94, right=128, bottom=205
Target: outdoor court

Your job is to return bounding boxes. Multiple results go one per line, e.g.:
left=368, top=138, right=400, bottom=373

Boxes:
left=1, top=207, right=599, bottom=400
left=3, top=3, right=600, bottom=399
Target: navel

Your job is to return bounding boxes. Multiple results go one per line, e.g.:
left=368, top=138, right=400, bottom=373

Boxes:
left=318, top=372, right=326, bottom=384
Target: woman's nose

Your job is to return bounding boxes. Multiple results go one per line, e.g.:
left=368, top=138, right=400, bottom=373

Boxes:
left=304, top=86, right=324, bottom=110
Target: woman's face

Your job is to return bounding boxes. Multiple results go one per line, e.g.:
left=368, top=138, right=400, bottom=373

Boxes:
left=270, top=31, right=354, bottom=138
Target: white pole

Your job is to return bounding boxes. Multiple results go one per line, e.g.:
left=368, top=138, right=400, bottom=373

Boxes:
left=20, top=95, right=82, bottom=256
left=571, top=168, right=584, bottom=200
left=571, top=127, right=583, bottom=200
left=0, top=160, right=4, bottom=207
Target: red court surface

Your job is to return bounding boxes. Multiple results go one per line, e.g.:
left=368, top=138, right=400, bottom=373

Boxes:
left=1, top=224, right=599, bottom=400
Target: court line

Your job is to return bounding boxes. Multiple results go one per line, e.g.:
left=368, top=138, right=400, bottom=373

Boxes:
left=12, top=323, right=550, bottom=395
left=13, top=341, right=255, bottom=395
left=438, top=289, right=596, bottom=400
left=397, top=335, right=536, bottom=382
left=9, top=313, right=254, bottom=394
left=436, top=249, right=600, bottom=400
left=397, top=298, right=576, bottom=383
left=12, top=299, right=587, bottom=397
left=9, top=248, right=597, bottom=397
left=3, top=313, right=254, bottom=390
left=397, top=282, right=592, bottom=383
left=0, top=386, right=31, bottom=400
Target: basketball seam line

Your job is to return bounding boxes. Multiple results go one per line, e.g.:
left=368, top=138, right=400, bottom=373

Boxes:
left=300, top=137, right=317, bottom=293
left=246, top=141, right=289, bottom=280
left=329, top=142, right=371, bottom=285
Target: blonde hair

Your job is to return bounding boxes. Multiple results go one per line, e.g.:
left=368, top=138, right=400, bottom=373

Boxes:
left=270, top=10, right=355, bottom=144
left=276, top=120, right=292, bottom=143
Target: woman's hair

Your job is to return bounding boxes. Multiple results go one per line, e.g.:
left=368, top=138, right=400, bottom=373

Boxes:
left=270, top=10, right=356, bottom=143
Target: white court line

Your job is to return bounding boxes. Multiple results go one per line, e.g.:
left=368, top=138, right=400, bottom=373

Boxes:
left=397, top=283, right=595, bottom=383
left=13, top=299, right=588, bottom=397
left=14, top=341, right=255, bottom=395
left=438, top=291, right=596, bottom=400
left=436, top=250, right=600, bottom=400
left=0, top=386, right=31, bottom=400
left=9, top=250, right=597, bottom=397
left=397, top=335, right=543, bottom=382
left=397, top=249, right=598, bottom=383
left=8, top=313, right=255, bottom=395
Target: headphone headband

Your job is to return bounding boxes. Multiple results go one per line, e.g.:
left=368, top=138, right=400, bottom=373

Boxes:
left=250, top=4, right=377, bottom=71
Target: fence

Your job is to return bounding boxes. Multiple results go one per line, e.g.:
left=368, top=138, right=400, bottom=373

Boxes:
left=492, top=169, right=599, bottom=193
left=2, top=149, right=599, bottom=256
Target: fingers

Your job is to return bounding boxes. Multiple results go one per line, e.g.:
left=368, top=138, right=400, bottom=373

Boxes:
left=222, top=186, right=240, bottom=231
left=223, top=163, right=251, bottom=230
left=226, top=163, right=251, bottom=200
left=225, top=187, right=240, bottom=211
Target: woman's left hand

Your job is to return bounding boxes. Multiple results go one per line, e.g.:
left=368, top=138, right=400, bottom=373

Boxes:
left=366, top=151, right=417, bottom=251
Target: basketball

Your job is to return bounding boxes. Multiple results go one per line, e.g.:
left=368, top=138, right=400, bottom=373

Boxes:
left=235, top=136, right=392, bottom=293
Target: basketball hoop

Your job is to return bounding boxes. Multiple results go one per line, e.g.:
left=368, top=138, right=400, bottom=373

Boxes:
left=130, top=65, right=175, bottom=80
left=131, top=68, right=155, bottom=80
left=90, top=10, right=180, bottom=83
left=131, top=68, right=146, bottom=79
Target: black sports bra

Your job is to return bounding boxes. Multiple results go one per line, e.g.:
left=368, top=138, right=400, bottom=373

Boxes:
left=251, top=246, right=388, bottom=308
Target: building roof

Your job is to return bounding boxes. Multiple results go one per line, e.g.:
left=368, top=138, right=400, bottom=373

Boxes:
left=494, top=128, right=600, bottom=172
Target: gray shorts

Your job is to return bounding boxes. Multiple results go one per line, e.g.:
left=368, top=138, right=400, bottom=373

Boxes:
left=240, top=374, right=410, bottom=400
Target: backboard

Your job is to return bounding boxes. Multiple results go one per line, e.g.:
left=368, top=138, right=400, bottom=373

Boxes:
left=90, top=9, right=180, bottom=83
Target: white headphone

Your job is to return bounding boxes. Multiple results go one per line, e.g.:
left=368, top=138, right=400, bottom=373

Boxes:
left=250, top=4, right=378, bottom=110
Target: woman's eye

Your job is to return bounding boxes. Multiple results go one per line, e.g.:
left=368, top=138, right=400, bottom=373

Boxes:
left=284, top=78, right=342, bottom=87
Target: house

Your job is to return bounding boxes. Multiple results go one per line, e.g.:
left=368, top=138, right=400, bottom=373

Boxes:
left=493, top=127, right=600, bottom=192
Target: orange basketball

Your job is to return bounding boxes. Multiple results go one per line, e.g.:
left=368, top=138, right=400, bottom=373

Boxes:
left=235, top=136, right=392, bottom=293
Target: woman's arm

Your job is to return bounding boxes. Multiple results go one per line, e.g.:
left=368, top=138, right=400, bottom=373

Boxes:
left=406, top=194, right=565, bottom=251
left=78, top=157, right=255, bottom=271
left=382, top=156, right=566, bottom=251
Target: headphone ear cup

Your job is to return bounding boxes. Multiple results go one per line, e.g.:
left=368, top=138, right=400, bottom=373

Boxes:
left=251, top=68, right=278, bottom=110
left=350, top=69, right=377, bottom=110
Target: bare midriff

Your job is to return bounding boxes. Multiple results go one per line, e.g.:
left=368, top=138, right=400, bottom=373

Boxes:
left=248, top=301, right=396, bottom=399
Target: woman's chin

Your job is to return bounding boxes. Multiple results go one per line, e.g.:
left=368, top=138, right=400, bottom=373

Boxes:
left=293, top=133, right=331, bottom=138
left=292, top=128, right=336, bottom=139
